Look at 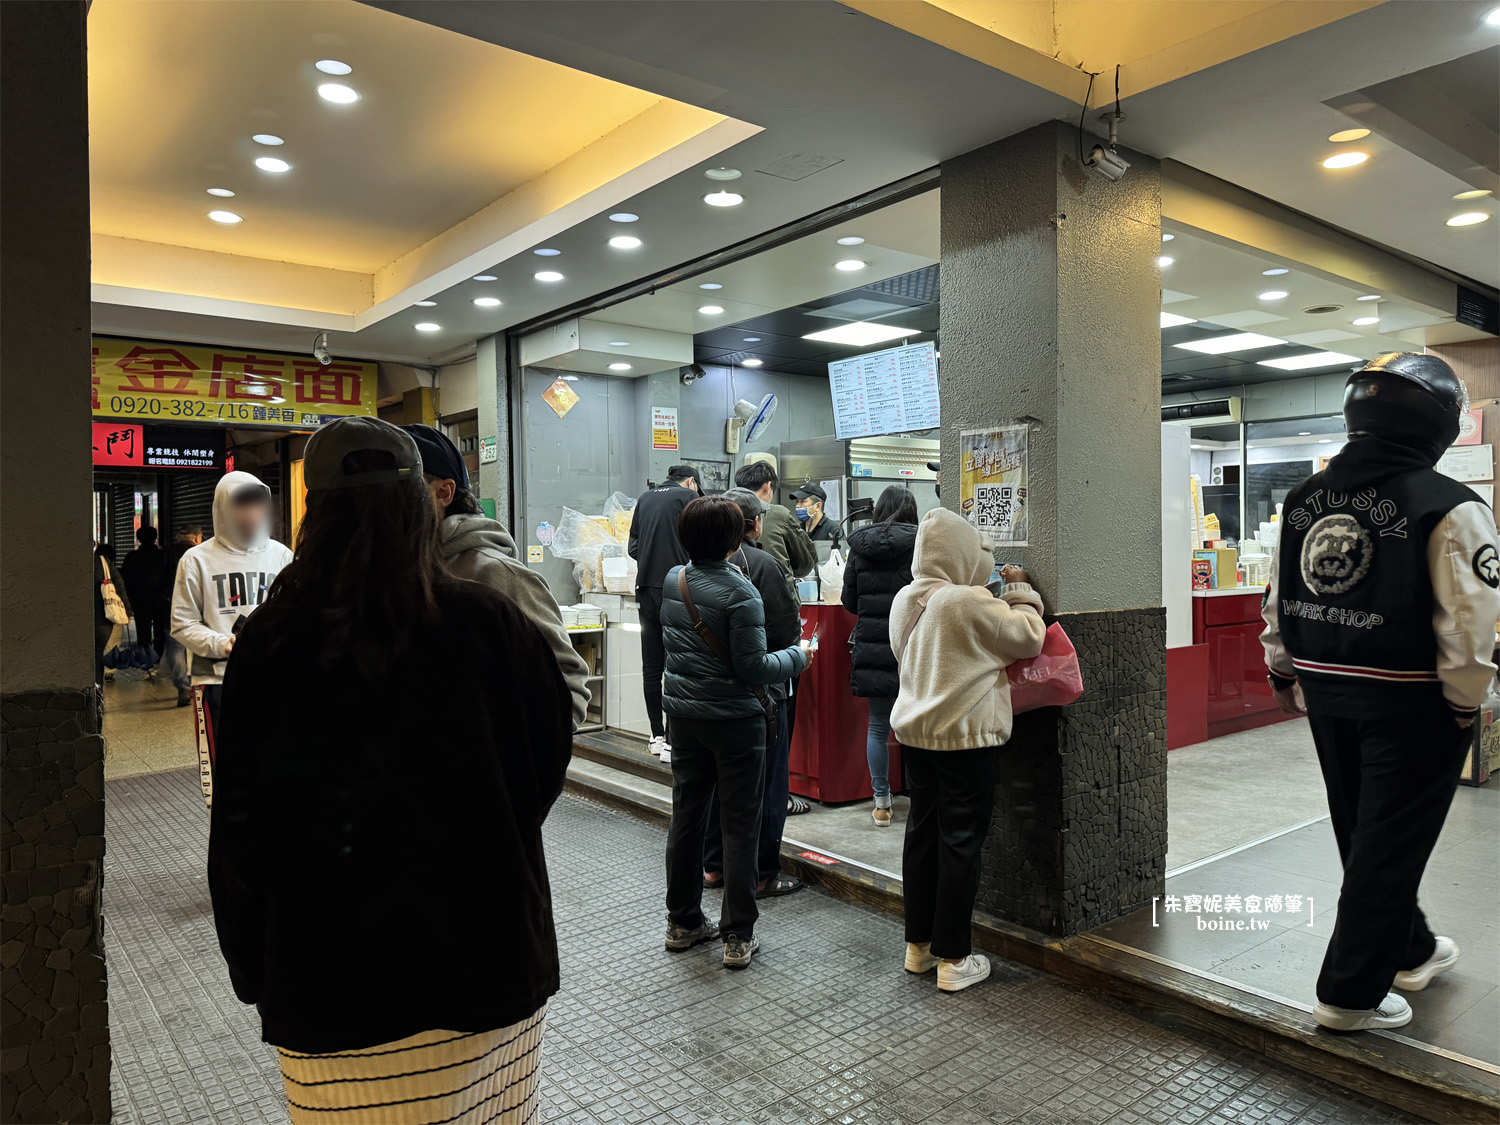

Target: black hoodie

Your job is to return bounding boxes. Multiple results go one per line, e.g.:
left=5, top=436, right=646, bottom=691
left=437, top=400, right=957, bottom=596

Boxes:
left=841, top=520, right=918, bottom=697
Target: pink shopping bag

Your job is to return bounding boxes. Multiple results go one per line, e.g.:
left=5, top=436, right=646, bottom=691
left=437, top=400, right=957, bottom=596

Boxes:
left=1007, top=623, right=1084, bottom=712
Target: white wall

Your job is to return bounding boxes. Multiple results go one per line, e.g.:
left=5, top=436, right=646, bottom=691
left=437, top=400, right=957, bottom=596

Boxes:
left=1161, top=424, right=1193, bottom=649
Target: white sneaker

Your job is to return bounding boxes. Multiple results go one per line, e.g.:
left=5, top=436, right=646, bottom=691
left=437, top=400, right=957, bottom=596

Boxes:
left=649, top=736, right=671, bottom=763
left=1314, top=992, right=1412, bottom=1031
left=937, top=954, right=991, bottom=993
left=904, top=943, right=939, bottom=974
left=1395, top=936, right=1460, bottom=992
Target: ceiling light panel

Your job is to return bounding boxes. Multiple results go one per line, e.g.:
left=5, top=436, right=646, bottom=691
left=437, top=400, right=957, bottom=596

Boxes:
left=802, top=322, right=919, bottom=346
left=1160, top=312, right=1197, bottom=328
left=317, top=83, right=360, bottom=104
left=254, top=157, right=290, bottom=173
left=1258, top=351, right=1360, bottom=371
left=608, top=236, right=641, bottom=249
left=252, top=134, right=284, bottom=146
left=1322, top=152, right=1368, bottom=169
left=535, top=271, right=564, bottom=282
left=1174, top=332, right=1286, bottom=355
left=315, top=60, right=352, bottom=75
left=474, top=297, right=501, bottom=308
left=704, top=191, right=743, bottom=207
left=208, top=210, right=241, bottom=224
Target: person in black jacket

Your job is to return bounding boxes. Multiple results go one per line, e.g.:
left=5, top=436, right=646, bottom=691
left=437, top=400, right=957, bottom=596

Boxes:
left=207, top=418, right=572, bottom=1121
left=660, top=496, right=808, bottom=970
left=841, top=486, right=919, bottom=826
left=629, top=465, right=699, bottom=762
left=703, top=488, right=806, bottom=898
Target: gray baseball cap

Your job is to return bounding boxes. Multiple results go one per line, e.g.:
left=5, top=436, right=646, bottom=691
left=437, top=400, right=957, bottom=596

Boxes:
left=304, top=416, right=421, bottom=492
left=724, top=486, right=768, bottom=523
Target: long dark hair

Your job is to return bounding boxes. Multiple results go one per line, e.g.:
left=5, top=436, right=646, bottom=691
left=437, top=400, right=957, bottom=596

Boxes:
left=269, top=450, right=445, bottom=676
left=874, top=485, right=918, bottom=526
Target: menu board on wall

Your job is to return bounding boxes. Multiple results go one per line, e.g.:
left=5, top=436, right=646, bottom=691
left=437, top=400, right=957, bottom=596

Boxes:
left=828, top=341, right=939, bottom=440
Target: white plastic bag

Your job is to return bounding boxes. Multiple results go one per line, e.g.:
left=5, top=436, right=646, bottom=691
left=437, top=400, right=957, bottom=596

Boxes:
left=818, top=549, right=846, bottom=603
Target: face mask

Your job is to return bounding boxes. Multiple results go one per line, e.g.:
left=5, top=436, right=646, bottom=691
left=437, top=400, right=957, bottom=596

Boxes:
left=795, top=508, right=811, bottom=523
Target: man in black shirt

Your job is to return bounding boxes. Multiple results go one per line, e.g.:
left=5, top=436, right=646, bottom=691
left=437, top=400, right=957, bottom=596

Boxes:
left=629, top=465, right=699, bottom=760
left=792, top=482, right=840, bottom=545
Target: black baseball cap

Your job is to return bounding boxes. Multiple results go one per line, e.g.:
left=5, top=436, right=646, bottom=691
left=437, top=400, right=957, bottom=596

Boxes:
left=304, top=417, right=421, bottom=492
left=402, top=424, right=469, bottom=489
left=790, top=483, right=827, bottom=503
left=926, top=461, right=941, bottom=473
left=667, top=464, right=699, bottom=482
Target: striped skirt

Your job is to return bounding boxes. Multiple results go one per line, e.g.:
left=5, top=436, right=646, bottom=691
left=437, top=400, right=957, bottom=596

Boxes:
left=277, top=1006, right=547, bottom=1125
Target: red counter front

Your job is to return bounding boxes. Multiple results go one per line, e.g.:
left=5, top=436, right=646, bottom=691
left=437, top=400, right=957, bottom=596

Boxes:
left=788, top=603, right=902, bottom=804
left=1191, top=590, right=1292, bottom=739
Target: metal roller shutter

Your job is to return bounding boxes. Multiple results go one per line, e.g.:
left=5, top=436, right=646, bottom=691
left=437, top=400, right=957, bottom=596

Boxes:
left=170, top=474, right=218, bottom=540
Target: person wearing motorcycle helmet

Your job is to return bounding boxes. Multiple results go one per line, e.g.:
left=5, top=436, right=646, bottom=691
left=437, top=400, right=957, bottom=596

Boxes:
left=1262, top=352, right=1500, bottom=1032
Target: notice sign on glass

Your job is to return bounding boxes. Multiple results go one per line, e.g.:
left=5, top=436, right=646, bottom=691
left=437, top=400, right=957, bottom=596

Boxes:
left=828, top=340, right=939, bottom=441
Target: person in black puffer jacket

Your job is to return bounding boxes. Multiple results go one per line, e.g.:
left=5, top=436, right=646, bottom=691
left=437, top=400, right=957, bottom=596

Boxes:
left=660, top=496, right=808, bottom=970
left=841, top=486, right=918, bottom=826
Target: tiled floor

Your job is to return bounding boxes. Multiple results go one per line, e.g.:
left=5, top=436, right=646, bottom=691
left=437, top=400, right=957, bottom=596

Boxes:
left=102, top=747, right=1418, bottom=1123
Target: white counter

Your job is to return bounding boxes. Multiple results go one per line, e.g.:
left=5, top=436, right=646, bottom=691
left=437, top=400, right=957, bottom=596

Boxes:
left=1191, top=587, right=1262, bottom=598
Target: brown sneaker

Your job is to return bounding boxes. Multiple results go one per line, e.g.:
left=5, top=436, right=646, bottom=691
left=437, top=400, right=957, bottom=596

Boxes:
left=873, top=806, right=892, bottom=827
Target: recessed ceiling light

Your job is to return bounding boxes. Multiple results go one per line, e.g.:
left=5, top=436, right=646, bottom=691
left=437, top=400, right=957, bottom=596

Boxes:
left=1328, top=128, right=1370, bottom=143
left=1160, top=312, right=1197, bottom=329
left=534, top=271, right=564, bottom=282
left=208, top=210, right=242, bottom=224
left=1262, top=268, right=1289, bottom=276
left=1258, top=290, right=1289, bottom=301
left=1356, top=294, right=1381, bottom=301
left=1487, top=5, right=1500, bottom=26
left=533, top=248, right=561, bottom=256
left=252, top=134, right=284, bottom=146
left=317, top=83, right=360, bottom=104
left=415, top=300, right=437, bottom=307
left=608, top=362, right=633, bottom=371
left=1161, top=233, right=1175, bottom=242
left=1174, top=332, right=1286, bottom=355
left=837, top=236, right=866, bottom=246
left=742, top=337, right=761, bottom=343
left=415, top=322, right=441, bottom=332
left=473, top=275, right=497, bottom=282
left=698, top=282, right=723, bottom=290
left=254, top=156, right=291, bottom=173
left=742, top=358, right=763, bottom=367
left=698, top=305, right=725, bottom=315
left=1447, top=211, right=1491, bottom=227
left=1322, top=152, right=1369, bottom=169
left=704, top=167, right=742, bottom=181
left=704, top=191, right=743, bottom=207
left=315, top=59, right=352, bottom=75
left=1454, top=189, right=1493, bottom=200
left=607, top=340, right=630, bottom=347
left=1156, top=255, right=1174, bottom=267
left=1257, top=351, right=1360, bottom=371
left=835, top=259, right=867, bottom=272
left=1298, top=431, right=1312, bottom=436
left=473, top=297, right=502, bottom=308
left=1352, top=315, right=1379, bottom=326
left=609, top=212, right=639, bottom=223
left=206, top=187, right=235, bottom=197
left=802, top=322, right=918, bottom=346
left=608, top=236, right=641, bottom=250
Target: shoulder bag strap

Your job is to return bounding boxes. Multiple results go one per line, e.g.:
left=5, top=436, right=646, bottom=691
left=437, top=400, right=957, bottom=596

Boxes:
left=678, top=566, right=776, bottom=711
left=895, top=588, right=936, bottom=661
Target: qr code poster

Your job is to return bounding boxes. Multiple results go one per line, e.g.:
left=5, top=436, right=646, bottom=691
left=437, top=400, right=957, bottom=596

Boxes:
left=959, top=426, right=1028, bottom=545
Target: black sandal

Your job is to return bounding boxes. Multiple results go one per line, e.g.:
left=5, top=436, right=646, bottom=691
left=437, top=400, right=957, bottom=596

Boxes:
left=786, top=796, right=810, bottom=816
left=756, top=874, right=804, bottom=898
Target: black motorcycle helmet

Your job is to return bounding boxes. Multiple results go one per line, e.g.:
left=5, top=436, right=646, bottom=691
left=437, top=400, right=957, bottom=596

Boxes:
left=1343, top=352, right=1467, bottom=460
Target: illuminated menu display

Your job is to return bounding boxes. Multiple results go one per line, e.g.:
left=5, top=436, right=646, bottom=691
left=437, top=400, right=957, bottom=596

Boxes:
left=828, top=341, right=939, bottom=440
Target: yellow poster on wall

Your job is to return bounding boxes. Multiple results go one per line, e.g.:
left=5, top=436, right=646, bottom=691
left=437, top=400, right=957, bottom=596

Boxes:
left=91, top=337, right=377, bottom=428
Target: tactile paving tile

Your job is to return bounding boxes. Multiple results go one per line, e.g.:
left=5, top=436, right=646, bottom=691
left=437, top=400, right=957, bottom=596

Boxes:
left=104, top=771, right=1422, bottom=1124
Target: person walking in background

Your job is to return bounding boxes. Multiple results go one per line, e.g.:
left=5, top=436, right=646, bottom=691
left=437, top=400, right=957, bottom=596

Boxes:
left=734, top=459, right=817, bottom=601
left=403, top=423, right=591, bottom=729
left=121, top=526, right=167, bottom=658
left=841, top=485, right=918, bottom=826
left=170, top=473, right=292, bottom=750
left=208, top=418, right=573, bottom=1125
left=629, top=465, right=700, bottom=762
left=94, top=542, right=134, bottom=726
left=890, top=509, right=1046, bottom=992
left=701, top=487, right=806, bottom=899
left=161, top=526, right=202, bottom=706
left=660, top=496, right=808, bottom=970
left=1262, top=353, right=1500, bottom=1032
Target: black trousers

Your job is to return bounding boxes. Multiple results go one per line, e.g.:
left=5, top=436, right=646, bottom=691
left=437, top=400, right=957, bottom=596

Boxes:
left=704, top=696, right=791, bottom=883
left=665, top=715, right=766, bottom=940
left=143, top=601, right=169, bottom=657
left=902, top=743, right=999, bottom=959
left=637, top=586, right=667, bottom=739
left=1307, top=704, right=1471, bottom=1009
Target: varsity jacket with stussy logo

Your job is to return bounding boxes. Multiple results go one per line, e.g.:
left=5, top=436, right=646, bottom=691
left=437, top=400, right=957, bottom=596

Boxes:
left=1261, top=461, right=1500, bottom=719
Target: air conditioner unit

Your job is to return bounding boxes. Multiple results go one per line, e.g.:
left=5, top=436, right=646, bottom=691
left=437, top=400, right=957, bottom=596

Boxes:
left=1161, top=397, right=1242, bottom=425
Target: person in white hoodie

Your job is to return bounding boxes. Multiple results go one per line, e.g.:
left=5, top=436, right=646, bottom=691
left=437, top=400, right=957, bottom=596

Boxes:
left=171, top=472, right=293, bottom=750
left=403, top=425, right=590, bottom=729
left=889, top=508, right=1047, bottom=993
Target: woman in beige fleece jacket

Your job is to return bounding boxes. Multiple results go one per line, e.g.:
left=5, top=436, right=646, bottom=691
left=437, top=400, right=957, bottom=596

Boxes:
left=889, top=508, right=1047, bottom=992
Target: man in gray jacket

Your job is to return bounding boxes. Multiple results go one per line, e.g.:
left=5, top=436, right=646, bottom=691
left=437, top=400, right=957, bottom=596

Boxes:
left=404, top=425, right=590, bottom=729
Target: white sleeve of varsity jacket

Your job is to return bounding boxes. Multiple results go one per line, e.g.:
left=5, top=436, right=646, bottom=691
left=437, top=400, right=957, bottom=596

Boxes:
left=1260, top=524, right=1295, bottom=680
left=1428, top=500, right=1500, bottom=713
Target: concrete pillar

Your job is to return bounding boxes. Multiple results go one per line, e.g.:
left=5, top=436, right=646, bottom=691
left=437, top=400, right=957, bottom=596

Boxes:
left=644, top=368, right=682, bottom=485
left=940, top=121, right=1166, bottom=936
left=1, top=2, right=112, bottom=1120
left=475, top=334, right=511, bottom=530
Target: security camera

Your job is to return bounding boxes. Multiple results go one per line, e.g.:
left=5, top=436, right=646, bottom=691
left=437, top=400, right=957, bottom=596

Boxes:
left=680, top=363, right=706, bottom=386
left=1085, top=144, right=1130, bottom=182
left=312, top=332, right=333, bottom=366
